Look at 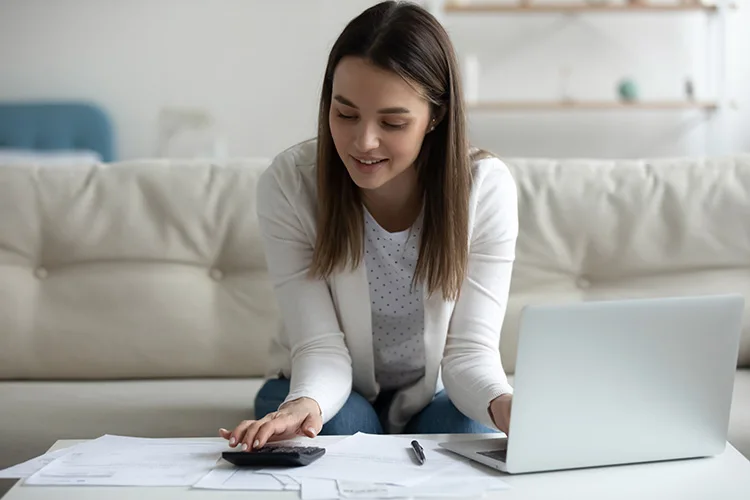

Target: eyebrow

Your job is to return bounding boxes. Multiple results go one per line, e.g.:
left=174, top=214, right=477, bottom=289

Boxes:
left=333, top=95, right=411, bottom=114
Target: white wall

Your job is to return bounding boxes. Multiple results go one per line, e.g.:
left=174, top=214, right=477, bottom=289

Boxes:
left=0, top=0, right=747, bottom=161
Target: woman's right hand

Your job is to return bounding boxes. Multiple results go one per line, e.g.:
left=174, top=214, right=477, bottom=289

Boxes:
left=219, top=397, right=323, bottom=451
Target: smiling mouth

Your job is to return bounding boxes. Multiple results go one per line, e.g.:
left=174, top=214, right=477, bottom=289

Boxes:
left=352, top=156, right=388, bottom=166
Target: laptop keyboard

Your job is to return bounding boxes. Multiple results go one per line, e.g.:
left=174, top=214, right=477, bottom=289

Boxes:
left=478, top=449, right=508, bottom=463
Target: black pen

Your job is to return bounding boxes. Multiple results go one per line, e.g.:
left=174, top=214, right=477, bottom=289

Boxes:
left=411, top=440, right=425, bottom=465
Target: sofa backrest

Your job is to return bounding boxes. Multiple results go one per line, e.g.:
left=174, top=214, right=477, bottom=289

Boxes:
left=502, top=155, right=750, bottom=371
left=0, top=160, right=280, bottom=380
left=1, top=155, right=748, bottom=380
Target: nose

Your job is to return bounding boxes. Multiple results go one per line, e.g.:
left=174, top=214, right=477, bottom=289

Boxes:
left=353, top=122, right=380, bottom=152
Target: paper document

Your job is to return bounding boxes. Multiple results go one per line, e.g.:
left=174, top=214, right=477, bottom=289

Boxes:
left=334, top=445, right=510, bottom=498
left=336, top=481, right=391, bottom=498
left=259, top=432, right=459, bottom=487
left=190, top=437, right=307, bottom=491
left=272, top=474, right=301, bottom=489
left=301, top=478, right=341, bottom=500
left=338, top=476, right=509, bottom=498
left=0, top=446, right=82, bottom=478
left=25, top=435, right=228, bottom=486
left=192, top=464, right=289, bottom=491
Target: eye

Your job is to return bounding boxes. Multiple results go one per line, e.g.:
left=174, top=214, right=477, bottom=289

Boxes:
left=382, top=122, right=407, bottom=130
left=337, top=112, right=356, bottom=121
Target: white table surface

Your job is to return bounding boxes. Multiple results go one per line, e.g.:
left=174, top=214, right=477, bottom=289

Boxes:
left=3, top=434, right=750, bottom=500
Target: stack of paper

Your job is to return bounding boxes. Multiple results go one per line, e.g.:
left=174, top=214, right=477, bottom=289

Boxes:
left=193, top=433, right=509, bottom=498
left=0, top=434, right=297, bottom=493
left=260, top=433, right=510, bottom=499
left=193, top=460, right=302, bottom=492
left=22, top=435, right=228, bottom=487
left=262, top=432, right=459, bottom=486
left=193, top=465, right=296, bottom=491
left=0, top=432, right=509, bottom=498
left=0, top=446, right=83, bottom=479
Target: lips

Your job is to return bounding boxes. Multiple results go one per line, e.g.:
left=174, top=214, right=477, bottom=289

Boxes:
left=353, top=156, right=387, bottom=165
left=350, top=155, right=388, bottom=174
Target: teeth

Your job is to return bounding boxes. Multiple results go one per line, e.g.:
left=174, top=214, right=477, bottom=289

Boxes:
left=356, top=158, right=383, bottom=165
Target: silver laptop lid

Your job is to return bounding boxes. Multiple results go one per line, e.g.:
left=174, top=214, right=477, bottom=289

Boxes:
left=505, top=294, right=744, bottom=474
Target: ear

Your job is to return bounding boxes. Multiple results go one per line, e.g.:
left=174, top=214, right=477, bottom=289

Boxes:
left=427, top=106, right=447, bottom=133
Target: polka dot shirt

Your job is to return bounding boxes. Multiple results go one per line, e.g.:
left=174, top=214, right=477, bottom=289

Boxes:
left=364, top=208, right=425, bottom=391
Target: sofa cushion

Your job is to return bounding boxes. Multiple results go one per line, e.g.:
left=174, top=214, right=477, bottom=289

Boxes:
left=1, top=372, right=748, bottom=468
left=729, top=369, right=750, bottom=459
left=0, top=378, right=265, bottom=480
left=0, top=371, right=747, bottom=496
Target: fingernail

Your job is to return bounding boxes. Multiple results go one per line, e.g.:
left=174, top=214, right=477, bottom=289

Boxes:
left=240, top=443, right=248, bottom=451
left=253, top=440, right=260, bottom=449
left=307, top=428, right=317, bottom=436
left=220, top=428, right=228, bottom=434
left=229, top=437, right=236, bottom=445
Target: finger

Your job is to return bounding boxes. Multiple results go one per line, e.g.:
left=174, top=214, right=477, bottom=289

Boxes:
left=229, top=420, right=256, bottom=448
left=255, top=416, right=295, bottom=449
left=299, top=412, right=322, bottom=438
left=241, top=416, right=274, bottom=451
left=219, top=428, right=231, bottom=439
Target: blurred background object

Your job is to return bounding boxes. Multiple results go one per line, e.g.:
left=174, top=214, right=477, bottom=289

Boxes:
left=0, top=0, right=746, bottom=160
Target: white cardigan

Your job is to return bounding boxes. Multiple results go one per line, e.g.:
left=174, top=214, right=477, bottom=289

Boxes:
left=256, top=139, right=517, bottom=431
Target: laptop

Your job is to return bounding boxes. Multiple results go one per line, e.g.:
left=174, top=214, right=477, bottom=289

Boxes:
left=439, top=294, right=744, bottom=474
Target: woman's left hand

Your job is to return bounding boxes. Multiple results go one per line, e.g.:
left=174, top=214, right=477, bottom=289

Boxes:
left=489, top=393, right=513, bottom=435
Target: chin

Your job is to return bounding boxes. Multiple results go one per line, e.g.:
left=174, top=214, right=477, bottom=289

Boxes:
left=343, top=158, right=393, bottom=190
left=348, top=171, right=388, bottom=191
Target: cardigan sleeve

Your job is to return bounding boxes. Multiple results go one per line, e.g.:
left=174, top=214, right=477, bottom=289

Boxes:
left=255, top=156, right=353, bottom=423
left=441, top=158, right=518, bottom=430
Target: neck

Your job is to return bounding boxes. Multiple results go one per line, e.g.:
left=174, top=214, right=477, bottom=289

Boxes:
left=361, top=168, right=421, bottom=233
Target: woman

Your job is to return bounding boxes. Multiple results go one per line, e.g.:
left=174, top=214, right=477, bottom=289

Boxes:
left=221, top=0, right=517, bottom=451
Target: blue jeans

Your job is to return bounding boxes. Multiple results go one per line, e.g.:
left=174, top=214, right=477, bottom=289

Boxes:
left=254, top=378, right=497, bottom=435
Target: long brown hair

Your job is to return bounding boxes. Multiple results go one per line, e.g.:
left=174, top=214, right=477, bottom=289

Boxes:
left=310, top=1, right=474, bottom=301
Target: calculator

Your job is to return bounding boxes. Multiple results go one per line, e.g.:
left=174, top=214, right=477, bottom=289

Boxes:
left=222, top=445, right=326, bottom=467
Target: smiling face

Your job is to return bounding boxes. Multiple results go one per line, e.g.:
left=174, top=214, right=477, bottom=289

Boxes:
left=328, top=56, right=433, bottom=192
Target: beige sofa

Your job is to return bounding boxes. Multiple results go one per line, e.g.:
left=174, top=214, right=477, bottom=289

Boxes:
left=1, top=155, right=749, bottom=494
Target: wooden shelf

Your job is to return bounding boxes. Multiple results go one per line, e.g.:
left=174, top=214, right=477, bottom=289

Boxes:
left=444, top=2, right=721, bottom=14
left=467, top=100, right=719, bottom=110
